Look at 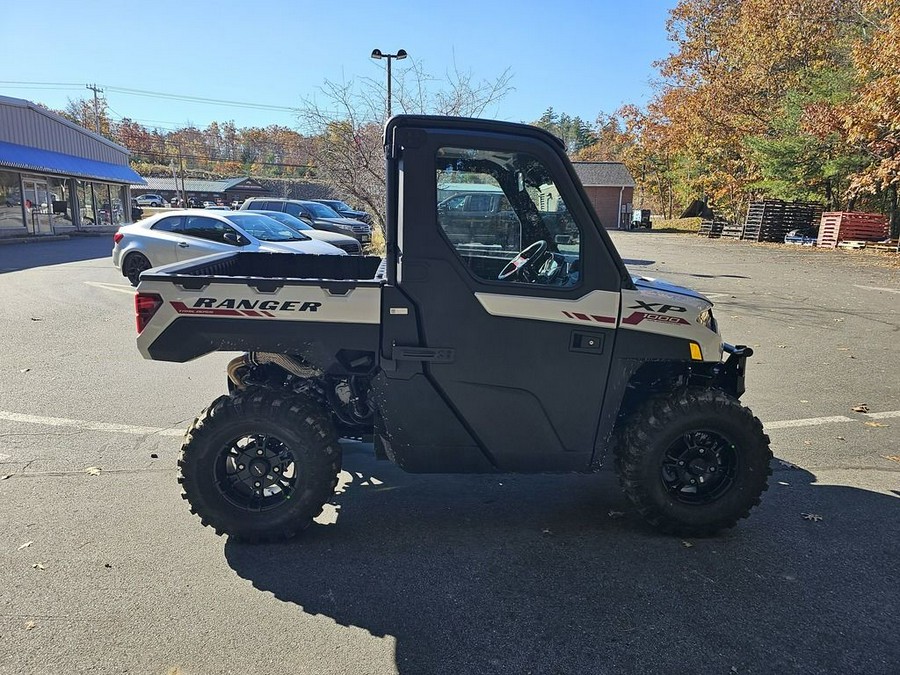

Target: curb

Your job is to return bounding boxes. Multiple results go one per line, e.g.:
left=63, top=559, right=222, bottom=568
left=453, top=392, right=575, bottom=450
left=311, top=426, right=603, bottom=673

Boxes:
left=0, top=230, right=117, bottom=246
left=0, top=234, right=71, bottom=246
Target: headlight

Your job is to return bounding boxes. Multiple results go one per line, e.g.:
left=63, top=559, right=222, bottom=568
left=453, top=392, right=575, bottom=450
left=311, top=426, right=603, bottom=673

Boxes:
left=697, top=308, right=718, bottom=333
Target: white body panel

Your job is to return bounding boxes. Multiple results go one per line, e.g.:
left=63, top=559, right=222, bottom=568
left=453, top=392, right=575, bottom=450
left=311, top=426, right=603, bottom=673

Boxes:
left=135, top=278, right=381, bottom=359
left=474, top=289, right=620, bottom=326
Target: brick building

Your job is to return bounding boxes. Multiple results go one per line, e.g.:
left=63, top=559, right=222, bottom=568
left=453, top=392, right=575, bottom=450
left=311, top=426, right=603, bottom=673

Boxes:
left=571, top=162, right=635, bottom=229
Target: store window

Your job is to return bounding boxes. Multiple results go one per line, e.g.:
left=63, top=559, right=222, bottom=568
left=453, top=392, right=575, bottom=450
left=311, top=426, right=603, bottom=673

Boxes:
left=47, top=177, right=75, bottom=228
left=0, top=170, right=25, bottom=231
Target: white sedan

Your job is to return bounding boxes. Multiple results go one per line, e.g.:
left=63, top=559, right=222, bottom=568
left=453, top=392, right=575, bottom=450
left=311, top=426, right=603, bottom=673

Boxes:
left=112, top=210, right=345, bottom=285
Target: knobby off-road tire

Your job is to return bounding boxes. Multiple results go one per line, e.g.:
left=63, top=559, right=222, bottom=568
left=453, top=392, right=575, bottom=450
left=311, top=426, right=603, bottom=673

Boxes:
left=177, top=387, right=341, bottom=543
left=615, top=388, right=772, bottom=537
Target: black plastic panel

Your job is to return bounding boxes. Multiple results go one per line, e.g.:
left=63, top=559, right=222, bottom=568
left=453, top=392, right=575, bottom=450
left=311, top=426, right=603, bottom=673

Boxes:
left=147, top=317, right=379, bottom=368
left=143, top=252, right=383, bottom=283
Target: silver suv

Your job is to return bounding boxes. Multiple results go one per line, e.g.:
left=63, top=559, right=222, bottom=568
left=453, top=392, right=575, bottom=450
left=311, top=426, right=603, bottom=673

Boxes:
left=134, top=194, right=168, bottom=207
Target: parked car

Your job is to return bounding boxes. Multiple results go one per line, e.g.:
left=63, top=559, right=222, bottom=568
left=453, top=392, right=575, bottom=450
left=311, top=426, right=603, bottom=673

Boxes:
left=112, top=210, right=345, bottom=286
left=245, top=210, right=362, bottom=254
left=134, top=194, right=168, bottom=207
left=239, top=198, right=372, bottom=244
left=310, top=199, right=371, bottom=224
left=203, top=205, right=231, bottom=211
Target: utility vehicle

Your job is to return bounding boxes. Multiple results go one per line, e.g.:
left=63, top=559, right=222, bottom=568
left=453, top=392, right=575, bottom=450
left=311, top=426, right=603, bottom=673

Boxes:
left=133, top=115, right=771, bottom=542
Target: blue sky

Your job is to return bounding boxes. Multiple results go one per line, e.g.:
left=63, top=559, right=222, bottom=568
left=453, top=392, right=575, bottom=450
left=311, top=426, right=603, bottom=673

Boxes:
left=2, top=0, right=676, bottom=131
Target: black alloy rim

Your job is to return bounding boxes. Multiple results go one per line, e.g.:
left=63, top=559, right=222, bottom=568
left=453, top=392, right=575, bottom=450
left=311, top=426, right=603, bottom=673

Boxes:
left=125, top=256, right=150, bottom=278
left=660, top=430, right=738, bottom=505
left=214, top=434, right=298, bottom=511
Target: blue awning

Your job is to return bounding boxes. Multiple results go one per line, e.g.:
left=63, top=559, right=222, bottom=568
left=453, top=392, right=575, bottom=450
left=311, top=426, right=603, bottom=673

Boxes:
left=0, top=140, right=145, bottom=184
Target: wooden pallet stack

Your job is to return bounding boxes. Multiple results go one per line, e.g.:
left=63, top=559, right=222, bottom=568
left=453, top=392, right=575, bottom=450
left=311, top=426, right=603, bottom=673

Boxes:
left=816, top=212, right=890, bottom=249
left=698, top=217, right=727, bottom=238
left=719, top=219, right=745, bottom=239
left=741, top=200, right=823, bottom=242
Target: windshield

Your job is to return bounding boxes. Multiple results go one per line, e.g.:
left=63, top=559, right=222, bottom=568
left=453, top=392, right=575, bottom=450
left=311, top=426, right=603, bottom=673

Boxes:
left=253, top=210, right=313, bottom=231
left=302, top=202, right=341, bottom=219
left=225, top=213, right=310, bottom=242
left=326, top=200, right=352, bottom=211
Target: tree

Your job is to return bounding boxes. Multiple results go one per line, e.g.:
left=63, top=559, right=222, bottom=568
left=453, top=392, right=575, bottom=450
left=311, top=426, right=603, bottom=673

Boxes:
left=842, top=0, right=900, bottom=233
left=532, top=107, right=597, bottom=155
left=297, top=61, right=514, bottom=230
left=644, top=0, right=856, bottom=219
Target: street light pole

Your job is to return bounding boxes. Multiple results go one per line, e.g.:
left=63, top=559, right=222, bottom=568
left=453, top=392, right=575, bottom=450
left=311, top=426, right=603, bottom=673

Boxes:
left=370, top=49, right=408, bottom=119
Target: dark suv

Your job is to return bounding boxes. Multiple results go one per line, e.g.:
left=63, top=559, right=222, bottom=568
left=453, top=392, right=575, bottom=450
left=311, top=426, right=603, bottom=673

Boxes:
left=240, top=198, right=371, bottom=243
left=310, top=199, right=371, bottom=224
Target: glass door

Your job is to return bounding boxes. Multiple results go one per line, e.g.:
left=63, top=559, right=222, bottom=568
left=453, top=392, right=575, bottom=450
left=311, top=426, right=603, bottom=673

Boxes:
left=22, top=178, right=53, bottom=234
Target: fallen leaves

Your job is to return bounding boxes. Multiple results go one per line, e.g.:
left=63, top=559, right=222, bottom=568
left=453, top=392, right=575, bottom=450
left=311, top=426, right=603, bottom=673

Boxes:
left=851, top=404, right=869, bottom=413
left=865, top=421, right=888, bottom=428
left=31, top=563, right=46, bottom=570
left=681, top=540, right=694, bottom=548
left=801, top=513, right=823, bottom=522
left=84, top=466, right=102, bottom=476
left=24, top=621, right=36, bottom=631
left=17, top=541, right=33, bottom=550
left=882, top=456, right=900, bottom=464
left=607, top=510, right=625, bottom=519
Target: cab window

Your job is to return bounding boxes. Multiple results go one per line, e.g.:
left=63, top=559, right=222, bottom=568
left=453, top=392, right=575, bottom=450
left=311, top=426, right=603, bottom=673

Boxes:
left=435, top=147, right=581, bottom=287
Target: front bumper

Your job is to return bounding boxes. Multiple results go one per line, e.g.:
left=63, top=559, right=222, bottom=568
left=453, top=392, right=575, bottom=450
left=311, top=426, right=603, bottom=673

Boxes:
left=714, top=343, right=752, bottom=398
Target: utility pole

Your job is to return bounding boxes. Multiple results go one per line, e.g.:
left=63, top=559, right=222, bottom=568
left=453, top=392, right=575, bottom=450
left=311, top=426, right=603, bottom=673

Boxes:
left=169, top=141, right=187, bottom=206
left=85, top=84, right=103, bottom=133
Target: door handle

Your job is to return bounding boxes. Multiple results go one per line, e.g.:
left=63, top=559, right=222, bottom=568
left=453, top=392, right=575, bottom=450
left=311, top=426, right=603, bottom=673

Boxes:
left=177, top=242, right=189, bottom=248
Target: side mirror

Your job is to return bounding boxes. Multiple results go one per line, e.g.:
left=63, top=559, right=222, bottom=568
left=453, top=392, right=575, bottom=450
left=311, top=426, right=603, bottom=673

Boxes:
left=223, top=232, right=245, bottom=245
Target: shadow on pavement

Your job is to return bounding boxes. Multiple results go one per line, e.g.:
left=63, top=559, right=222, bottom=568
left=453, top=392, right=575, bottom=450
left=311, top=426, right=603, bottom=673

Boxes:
left=225, top=446, right=898, bottom=674
left=0, top=236, right=112, bottom=273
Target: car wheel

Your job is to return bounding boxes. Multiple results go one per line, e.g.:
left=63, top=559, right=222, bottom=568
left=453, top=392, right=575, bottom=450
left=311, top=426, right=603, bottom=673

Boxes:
left=150, top=202, right=159, bottom=207
left=123, top=252, right=152, bottom=286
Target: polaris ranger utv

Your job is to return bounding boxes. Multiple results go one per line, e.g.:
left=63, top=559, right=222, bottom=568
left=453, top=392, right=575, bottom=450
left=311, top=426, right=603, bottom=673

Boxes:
left=134, top=116, right=770, bottom=542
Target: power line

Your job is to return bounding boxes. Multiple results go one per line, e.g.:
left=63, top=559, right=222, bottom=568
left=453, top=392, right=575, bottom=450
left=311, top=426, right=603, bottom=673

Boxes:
left=135, top=148, right=314, bottom=170
left=0, top=80, right=296, bottom=113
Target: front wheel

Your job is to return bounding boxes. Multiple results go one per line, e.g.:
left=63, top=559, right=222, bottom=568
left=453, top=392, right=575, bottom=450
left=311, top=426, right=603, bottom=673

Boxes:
left=178, top=388, right=341, bottom=542
left=615, top=388, right=771, bottom=537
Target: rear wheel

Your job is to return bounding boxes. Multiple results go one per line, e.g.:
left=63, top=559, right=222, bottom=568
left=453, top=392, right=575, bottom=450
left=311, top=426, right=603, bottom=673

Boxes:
left=615, top=388, right=771, bottom=537
left=178, top=388, right=341, bottom=543
left=123, top=252, right=151, bottom=286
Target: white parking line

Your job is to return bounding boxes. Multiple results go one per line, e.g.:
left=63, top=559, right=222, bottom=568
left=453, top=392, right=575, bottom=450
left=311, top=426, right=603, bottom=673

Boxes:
left=765, top=416, right=854, bottom=430
left=83, top=281, right=136, bottom=295
left=0, top=411, right=184, bottom=437
left=0, top=408, right=896, bottom=448
left=865, top=410, right=900, bottom=420
left=854, top=284, right=900, bottom=294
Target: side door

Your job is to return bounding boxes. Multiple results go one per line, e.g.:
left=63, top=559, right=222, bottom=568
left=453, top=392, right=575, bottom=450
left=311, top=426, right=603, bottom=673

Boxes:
left=146, top=215, right=184, bottom=266
left=174, top=215, right=242, bottom=260
left=385, top=122, right=625, bottom=472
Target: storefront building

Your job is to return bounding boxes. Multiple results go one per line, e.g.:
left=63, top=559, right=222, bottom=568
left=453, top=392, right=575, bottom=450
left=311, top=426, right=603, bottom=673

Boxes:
left=0, top=95, right=144, bottom=237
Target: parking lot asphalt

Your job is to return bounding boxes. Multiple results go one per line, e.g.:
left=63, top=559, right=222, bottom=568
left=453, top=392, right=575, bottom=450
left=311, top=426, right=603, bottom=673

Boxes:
left=0, top=233, right=897, bottom=674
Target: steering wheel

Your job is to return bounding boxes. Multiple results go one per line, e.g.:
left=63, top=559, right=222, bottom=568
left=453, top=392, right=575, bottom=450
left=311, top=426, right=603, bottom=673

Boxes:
left=497, top=240, right=549, bottom=281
